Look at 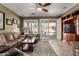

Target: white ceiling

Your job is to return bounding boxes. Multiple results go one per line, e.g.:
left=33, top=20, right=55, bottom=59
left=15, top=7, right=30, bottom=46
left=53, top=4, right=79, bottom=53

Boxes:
left=2, top=3, right=77, bottom=17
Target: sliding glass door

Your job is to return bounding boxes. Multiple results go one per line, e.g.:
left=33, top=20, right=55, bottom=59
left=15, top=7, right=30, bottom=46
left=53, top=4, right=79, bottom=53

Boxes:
left=40, top=19, right=49, bottom=39
left=23, top=19, right=56, bottom=39
left=23, top=19, right=38, bottom=35
left=40, top=19, right=56, bottom=39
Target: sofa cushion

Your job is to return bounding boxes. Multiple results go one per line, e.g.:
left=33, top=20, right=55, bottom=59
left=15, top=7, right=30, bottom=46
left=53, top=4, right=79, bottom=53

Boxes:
left=6, top=37, right=24, bottom=47
left=12, top=32, right=20, bottom=39
left=6, top=41, right=17, bottom=47
left=0, top=34, right=7, bottom=45
left=4, top=33, right=14, bottom=42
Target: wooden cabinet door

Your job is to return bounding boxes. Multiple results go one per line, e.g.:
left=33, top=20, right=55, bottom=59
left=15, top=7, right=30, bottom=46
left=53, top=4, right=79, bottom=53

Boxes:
left=68, top=34, right=75, bottom=42
left=63, top=33, right=68, bottom=41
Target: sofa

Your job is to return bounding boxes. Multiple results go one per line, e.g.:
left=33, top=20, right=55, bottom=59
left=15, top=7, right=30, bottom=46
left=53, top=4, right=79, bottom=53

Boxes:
left=0, top=32, right=25, bottom=53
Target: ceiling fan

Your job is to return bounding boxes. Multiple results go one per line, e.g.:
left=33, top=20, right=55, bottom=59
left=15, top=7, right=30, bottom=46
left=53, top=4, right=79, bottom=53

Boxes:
left=36, top=3, right=51, bottom=12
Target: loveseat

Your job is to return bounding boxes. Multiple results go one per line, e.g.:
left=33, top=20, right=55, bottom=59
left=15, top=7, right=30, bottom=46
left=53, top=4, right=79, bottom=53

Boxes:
left=0, top=32, right=25, bottom=53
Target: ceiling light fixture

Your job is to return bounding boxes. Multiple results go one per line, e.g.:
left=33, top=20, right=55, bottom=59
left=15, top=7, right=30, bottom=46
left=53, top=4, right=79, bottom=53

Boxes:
left=36, top=3, right=51, bottom=12
left=37, top=7, right=42, bottom=12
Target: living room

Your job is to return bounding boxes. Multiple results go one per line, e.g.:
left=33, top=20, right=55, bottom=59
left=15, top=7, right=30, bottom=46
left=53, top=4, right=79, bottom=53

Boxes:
left=0, top=3, right=79, bottom=56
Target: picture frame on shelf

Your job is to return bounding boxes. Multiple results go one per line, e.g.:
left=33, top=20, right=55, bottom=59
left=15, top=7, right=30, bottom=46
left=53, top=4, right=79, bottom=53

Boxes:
left=0, top=11, right=5, bottom=30
left=6, top=18, right=13, bottom=25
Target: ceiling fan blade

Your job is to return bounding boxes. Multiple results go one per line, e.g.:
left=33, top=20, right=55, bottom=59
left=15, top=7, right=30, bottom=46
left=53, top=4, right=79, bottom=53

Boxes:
left=42, top=9, right=48, bottom=12
left=38, top=3, right=42, bottom=6
left=43, top=3, right=51, bottom=7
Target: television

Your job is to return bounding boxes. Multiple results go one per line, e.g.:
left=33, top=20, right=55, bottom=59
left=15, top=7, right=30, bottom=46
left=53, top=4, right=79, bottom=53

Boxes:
left=64, top=23, right=76, bottom=33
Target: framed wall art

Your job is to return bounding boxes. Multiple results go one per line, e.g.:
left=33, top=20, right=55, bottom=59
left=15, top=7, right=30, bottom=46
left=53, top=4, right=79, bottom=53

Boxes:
left=6, top=18, right=13, bottom=25
left=0, top=11, right=5, bottom=30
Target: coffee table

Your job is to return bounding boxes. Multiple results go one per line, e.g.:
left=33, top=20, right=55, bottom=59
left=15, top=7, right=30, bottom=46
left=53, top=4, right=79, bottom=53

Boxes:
left=21, top=38, right=35, bottom=52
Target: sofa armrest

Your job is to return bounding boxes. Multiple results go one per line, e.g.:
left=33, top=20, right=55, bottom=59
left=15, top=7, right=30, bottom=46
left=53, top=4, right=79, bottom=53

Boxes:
left=21, top=35, right=25, bottom=37
left=0, top=45, right=10, bottom=53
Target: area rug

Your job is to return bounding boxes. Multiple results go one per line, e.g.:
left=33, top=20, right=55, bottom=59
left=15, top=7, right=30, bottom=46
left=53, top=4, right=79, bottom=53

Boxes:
left=26, top=40, right=57, bottom=56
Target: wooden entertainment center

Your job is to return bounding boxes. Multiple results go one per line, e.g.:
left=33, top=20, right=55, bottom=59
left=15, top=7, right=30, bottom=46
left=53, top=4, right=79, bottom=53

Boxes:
left=62, top=10, right=79, bottom=42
